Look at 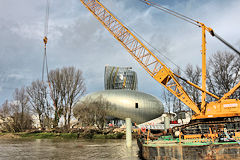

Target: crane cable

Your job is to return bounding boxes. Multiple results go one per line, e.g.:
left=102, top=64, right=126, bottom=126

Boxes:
left=139, top=0, right=240, bottom=56
left=42, top=0, right=50, bottom=82
left=139, top=0, right=200, bottom=27
left=42, top=0, right=60, bottom=121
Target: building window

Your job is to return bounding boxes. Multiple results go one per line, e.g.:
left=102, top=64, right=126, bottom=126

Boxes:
left=135, top=103, right=138, bottom=109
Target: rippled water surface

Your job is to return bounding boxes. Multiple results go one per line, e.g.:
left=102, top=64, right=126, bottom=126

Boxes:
left=0, top=139, right=140, bottom=160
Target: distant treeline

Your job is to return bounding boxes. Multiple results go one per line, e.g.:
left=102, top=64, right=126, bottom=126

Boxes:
left=162, top=51, right=240, bottom=113
left=0, top=66, right=86, bottom=132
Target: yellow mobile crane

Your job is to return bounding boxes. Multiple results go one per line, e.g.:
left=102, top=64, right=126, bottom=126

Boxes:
left=79, top=0, right=240, bottom=135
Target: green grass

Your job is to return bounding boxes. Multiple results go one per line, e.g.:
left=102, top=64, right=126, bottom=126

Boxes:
left=17, top=132, right=78, bottom=139
left=1, top=132, right=125, bottom=140
left=60, top=133, right=78, bottom=139
left=92, top=133, right=125, bottom=139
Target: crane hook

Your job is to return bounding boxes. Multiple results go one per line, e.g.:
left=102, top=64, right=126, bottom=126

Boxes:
left=43, top=36, right=48, bottom=46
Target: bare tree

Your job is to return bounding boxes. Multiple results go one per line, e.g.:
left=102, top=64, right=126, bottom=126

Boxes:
left=0, top=100, right=11, bottom=118
left=73, top=98, right=95, bottom=127
left=92, top=96, right=110, bottom=130
left=161, top=51, right=240, bottom=115
left=172, top=68, right=185, bottom=113
left=161, top=68, right=185, bottom=113
left=27, top=80, right=51, bottom=130
left=207, top=51, right=240, bottom=100
left=6, top=87, right=32, bottom=132
left=184, top=64, right=201, bottom=105
left=73, top=96, right=109, bottom=130
left=0, top=100, right=12, bottom=132
left=14, top=87, right=31, bottom=130
left=162, top=89, right=173, bottom=113
left=62, top=67, right=86, bottom=129
left=48, top=68, right=63, bottom=128
left=48, top=66, right=86, bottom=129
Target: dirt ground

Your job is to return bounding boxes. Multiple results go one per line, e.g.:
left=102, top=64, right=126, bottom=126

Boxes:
left=0, top=133, right=20, bottom=139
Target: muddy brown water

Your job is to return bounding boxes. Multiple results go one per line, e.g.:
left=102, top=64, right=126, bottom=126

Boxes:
left=0, top=139, right=140, bottom=160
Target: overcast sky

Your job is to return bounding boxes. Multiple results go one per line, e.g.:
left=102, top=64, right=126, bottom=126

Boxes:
left=0, top=0, right=240, bottom=104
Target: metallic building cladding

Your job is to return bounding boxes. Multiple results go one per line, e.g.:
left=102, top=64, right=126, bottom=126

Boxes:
left=76, top=66, right=164, bottom=124
left=104, top=66, right=138, bottom=90
left=79, top=90, right=164, bottom=124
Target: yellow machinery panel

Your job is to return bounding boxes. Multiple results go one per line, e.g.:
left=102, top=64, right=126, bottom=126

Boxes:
left=194, top=99, right=240, bottom=119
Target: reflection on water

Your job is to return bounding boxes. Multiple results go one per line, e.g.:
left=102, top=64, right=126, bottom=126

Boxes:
left=0, top=139, right=140, bottom=160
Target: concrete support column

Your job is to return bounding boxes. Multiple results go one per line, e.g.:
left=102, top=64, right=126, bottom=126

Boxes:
left=126, top=118, right=132, bottom=148
left=164, top=116, right=170, bottom=131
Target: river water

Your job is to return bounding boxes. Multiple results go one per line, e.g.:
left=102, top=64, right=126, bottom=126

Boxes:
left=0, top=139, right=140, bottom=160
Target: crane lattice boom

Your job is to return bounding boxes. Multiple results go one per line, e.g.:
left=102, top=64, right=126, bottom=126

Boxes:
left=80, top=0, right=201, bottom=114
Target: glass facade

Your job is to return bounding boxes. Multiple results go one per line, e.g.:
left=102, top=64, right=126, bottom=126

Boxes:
left=104, top=66, right=138, bottom=90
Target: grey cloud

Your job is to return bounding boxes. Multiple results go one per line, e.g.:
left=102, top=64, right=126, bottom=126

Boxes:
left=1, top=0, right=240, bottom=104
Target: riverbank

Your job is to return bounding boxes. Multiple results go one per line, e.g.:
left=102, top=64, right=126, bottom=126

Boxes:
left=0, top=131, right=125, bottom=140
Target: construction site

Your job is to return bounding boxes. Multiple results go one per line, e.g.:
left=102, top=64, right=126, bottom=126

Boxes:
left=1, top=0, right=240, bottom=160
left=80, top=0, right=240, bottom=159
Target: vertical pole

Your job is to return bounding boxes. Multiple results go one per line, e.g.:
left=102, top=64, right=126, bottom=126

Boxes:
left=164, top=116, right=170, bottom=131
left=201, top=24, right=206, bottom=111
left=147, top=129, right=150, bottom=144
left=209, top=127, right=214, bottom=143
left=179, top=131, right=182, bottom=144
left=126, top=118, right=132, bottom=148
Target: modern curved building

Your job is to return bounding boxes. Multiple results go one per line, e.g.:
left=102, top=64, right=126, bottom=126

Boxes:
left=76, top=65, right=164, bottom=124
left=78, top=90, right=164, bottom=124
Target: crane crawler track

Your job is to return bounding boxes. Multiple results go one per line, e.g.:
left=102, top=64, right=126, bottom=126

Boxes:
left=173, top=117, right=240, bottom=135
